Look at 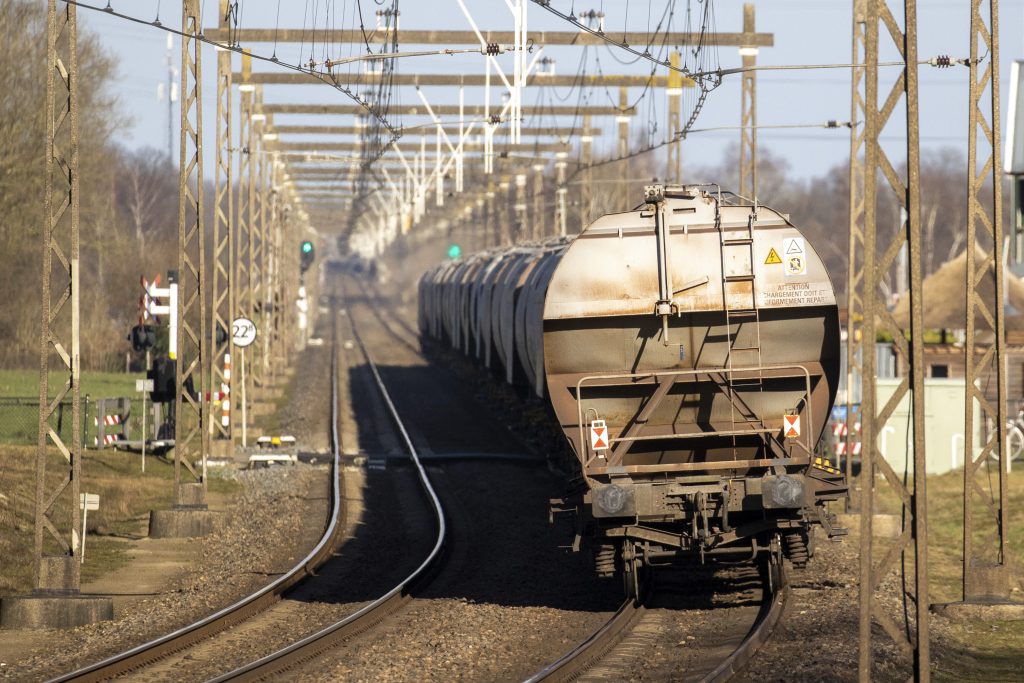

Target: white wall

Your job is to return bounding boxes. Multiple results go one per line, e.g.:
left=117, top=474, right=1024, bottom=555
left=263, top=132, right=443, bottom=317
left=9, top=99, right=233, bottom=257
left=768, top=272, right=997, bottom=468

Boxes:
left=874, top=378, right=977, bottom=476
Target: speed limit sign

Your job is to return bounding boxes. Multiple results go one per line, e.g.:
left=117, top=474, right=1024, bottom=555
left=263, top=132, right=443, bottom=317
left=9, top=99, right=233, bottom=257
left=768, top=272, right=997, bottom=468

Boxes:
left=232, top=317, right=258, bottom=348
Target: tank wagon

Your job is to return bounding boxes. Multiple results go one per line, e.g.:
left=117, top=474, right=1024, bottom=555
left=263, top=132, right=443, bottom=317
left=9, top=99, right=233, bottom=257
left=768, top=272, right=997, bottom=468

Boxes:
left=419, top=185, right=846, bottom=593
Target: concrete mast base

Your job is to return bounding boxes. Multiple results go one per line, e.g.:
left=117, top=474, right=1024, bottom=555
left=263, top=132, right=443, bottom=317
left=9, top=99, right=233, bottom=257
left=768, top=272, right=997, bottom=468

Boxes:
left=1, top=593, right=113, bottom=630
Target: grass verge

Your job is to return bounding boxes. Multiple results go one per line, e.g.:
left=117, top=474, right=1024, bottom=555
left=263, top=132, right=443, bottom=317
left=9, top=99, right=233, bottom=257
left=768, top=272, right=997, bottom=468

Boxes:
left=853, top=468, right=1024, bottom=680
left=0, top=369, right=139, bottom=399
left=0, top=445, right=239, bottom=597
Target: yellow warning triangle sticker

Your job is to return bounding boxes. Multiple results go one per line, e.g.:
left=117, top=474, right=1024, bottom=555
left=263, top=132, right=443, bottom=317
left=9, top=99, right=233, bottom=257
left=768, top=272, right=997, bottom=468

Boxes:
left=764, top=247, right=782, bottom=265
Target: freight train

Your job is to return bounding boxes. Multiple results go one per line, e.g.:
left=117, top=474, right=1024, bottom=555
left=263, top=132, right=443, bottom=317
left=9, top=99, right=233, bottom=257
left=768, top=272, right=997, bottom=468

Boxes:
left=418, top=184, right=846, bottom=596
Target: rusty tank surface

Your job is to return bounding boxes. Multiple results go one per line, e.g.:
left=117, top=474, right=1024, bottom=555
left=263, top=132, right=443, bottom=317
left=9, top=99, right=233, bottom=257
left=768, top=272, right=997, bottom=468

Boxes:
left=419, top=184, right=846, bottom=593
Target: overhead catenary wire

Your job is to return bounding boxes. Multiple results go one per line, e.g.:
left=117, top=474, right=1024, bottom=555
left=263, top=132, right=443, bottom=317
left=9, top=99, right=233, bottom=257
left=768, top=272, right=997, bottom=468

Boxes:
left=65, top=0, right=403, bottom=145
left=682, top=120, right=855, bottom=137
left=694, top=55, right=971, bottom=80
left=555, top=118, right=853, bottom=188
left=532, top=0, right=720, bottom=85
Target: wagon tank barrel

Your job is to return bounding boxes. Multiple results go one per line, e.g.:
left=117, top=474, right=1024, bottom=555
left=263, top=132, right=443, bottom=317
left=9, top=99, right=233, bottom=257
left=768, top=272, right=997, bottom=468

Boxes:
left=418, top=183, right=846, bottom=580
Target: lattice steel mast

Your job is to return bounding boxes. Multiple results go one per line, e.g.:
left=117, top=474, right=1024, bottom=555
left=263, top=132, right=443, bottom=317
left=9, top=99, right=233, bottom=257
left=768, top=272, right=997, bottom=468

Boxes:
left=963, top=0, right=1010, bottom=603
left=211, top=0, right=234, bottom=449
left=857, top=1, right=930, bottom=680
left=173, top=0, right=209, bottom=508
left=845, top=0, right=867, bottom=497
left=34, top=0, right=82, bottom=593
left=738, top=4, right=757, bottom=199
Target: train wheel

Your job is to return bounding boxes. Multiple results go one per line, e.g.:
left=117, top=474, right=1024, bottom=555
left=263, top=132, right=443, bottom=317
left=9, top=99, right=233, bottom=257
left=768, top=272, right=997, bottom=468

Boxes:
left=621, top=546, right=641, bottom=603
left=622, top=560, right=639, bottom=602
left=758, top=535, right=786, bottom=594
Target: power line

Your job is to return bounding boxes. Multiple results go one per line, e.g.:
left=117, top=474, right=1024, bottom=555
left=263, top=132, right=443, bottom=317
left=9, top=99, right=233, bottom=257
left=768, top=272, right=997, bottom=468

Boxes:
left=64, top=0, right=403, bottom=142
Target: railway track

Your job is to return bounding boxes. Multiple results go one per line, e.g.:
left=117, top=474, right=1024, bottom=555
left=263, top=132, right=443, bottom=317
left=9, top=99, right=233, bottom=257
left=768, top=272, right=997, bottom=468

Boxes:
left=208, top=306, right=448, bottom=681
left=54, top=280, right=788, bottom=682
left=527, top=563, right=789, bottom=683
left=50, top=316, right=348, bottom=683
left=357, top=274, right=791, bottom=683
left=50, top=303, right=447, bottom=682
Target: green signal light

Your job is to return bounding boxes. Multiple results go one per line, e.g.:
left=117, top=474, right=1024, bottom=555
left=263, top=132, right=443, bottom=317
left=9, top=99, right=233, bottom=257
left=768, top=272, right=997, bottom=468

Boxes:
left=301, top=241, right=313, bottom=253
left=447, top=244, right=462, bottom=259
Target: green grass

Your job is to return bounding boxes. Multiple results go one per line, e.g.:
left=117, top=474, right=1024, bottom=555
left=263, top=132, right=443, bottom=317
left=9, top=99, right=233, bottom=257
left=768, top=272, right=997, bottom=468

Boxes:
left=934, top=619, right=1024, bottom=682
left=0, top=445, right=240, bottom=597
left=0, top=369, right=140, bottom=399
left=859, top=469, right=1024, bottom=680
left=0, top=370, right=149, bottom=445
left=866, top=469, right=1024, bottom=604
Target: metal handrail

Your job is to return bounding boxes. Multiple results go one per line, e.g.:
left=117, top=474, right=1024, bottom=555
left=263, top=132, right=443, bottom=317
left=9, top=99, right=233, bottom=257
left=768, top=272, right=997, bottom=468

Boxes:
left=575, top=364, right=815, bottom=471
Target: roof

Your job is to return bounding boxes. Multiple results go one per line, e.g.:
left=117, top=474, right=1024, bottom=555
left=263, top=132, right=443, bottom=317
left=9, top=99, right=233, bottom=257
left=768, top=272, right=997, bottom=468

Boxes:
left=891, top=246, right=1024, bottom=331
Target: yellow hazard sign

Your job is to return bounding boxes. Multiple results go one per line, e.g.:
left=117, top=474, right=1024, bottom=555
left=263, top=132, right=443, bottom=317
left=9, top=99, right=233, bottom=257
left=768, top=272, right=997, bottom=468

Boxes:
left=764, top=247, right=782, bottom=265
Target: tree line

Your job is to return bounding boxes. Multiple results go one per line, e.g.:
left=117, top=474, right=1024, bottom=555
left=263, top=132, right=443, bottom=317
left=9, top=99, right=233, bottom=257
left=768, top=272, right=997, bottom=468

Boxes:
left=0, top=0, right=185, bottom=371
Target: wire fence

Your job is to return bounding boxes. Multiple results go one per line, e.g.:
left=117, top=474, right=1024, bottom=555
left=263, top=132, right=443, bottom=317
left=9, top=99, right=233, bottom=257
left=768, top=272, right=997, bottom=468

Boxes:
left=0, top=396, right=155, bottom=448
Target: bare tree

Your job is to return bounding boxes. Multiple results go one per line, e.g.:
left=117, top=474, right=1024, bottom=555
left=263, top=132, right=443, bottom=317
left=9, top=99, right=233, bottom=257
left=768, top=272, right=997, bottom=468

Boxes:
left=116, top=147, right=174, bottom=255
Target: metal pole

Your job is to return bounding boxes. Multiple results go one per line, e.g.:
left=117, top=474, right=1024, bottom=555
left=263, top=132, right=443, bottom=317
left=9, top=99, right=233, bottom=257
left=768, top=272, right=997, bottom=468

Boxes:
left=485, top=185, right=495, bottom=248
left=556, top=161, right=567, bottom=237
left=142, top=349, right=149, bottom=473
left=514, top=173, right=527, bottom=243
left=738, top=4, right=757, bottom=199
left=240, top=348, right=247, bottom=448
left=581, top=114, right=593, bottom=232
left=857, top=1, right=929, bottom=680
left=34, top=0, right=82, bottom=592
left=617, top=87, right=629, bottom=158
left=618, top=86, right=630, bottom=209
left=79, top=504, right=87, bottom=564
left=249, top=87, right=265, bottom=397
left=497, top=178, right=509, bottom=245
left=173, top=0, right=208, bottom=508
left=963, top=0, right=1010, bottom=603
left=166, top=34, right=174, bottom=162
left=667, top=50, right=682, bottom=181
left=269, top=153, right=284, bottom=381
left=237, top=63, right=253, bottom=443
left=532, top=164, right=544, bottom=239
left=259, top=117, right=272, bottom=386
left=846, top=0, right=868, bottom=505
left=211, top=1, right=234, bottom=448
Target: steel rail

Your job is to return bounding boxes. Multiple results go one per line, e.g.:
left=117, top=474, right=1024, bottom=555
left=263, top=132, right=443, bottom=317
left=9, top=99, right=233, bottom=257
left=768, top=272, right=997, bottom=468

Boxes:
left=522, top=597, right=644, bottom=683
left=526, top=569, right=787, bottom=683
left=207, top=299, right=448, bottom=682
left=51, top=315, right=347, bottom=683
left=701, top=575, right=789, bottom=682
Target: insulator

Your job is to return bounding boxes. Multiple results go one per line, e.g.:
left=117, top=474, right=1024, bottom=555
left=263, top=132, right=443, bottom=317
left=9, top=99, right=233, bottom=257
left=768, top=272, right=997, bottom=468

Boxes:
left=826, top=120, right=838, bottom=129
left=485, top=43, right=501, bottom=56
left=931, top=55, right=953, bottom=68
left=489, top=114, right=502, bottom=125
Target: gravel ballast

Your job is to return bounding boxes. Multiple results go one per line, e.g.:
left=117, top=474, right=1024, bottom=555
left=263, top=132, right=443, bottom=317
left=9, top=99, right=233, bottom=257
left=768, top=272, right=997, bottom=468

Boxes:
left=2, top=464, right=330, bottom=681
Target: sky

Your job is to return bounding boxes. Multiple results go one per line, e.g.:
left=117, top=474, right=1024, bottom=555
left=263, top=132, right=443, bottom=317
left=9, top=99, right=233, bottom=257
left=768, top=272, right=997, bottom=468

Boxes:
left=75, top=0, right=1024, bottom=184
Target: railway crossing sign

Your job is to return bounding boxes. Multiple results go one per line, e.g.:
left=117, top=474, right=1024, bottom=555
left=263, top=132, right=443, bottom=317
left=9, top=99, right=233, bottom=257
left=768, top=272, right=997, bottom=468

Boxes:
left=590, top=419, right=609, bottom=451
left=783, top=414, right=801, bottom=439
left=231, top=317, right=258, bottom=348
